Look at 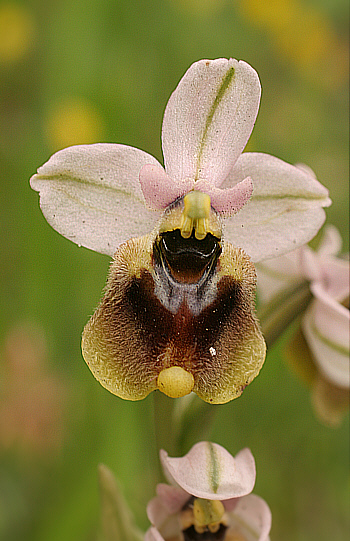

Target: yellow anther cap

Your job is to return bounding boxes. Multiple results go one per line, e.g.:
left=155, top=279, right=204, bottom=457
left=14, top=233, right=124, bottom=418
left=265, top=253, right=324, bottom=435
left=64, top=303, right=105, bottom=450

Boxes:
left=157, top=366, right=194, bottom=398
left=184, top=191, right=211, bottom=219
left=181, top=191, right=211, bottom=240
left=193, top=498, right=225, bottom=529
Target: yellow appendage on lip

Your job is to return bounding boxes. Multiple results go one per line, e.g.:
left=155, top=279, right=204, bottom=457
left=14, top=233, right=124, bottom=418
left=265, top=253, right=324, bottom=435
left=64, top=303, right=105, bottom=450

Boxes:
left=181, top=191, right=211, bottom=240
left=157, top=366, right=194, bottom=398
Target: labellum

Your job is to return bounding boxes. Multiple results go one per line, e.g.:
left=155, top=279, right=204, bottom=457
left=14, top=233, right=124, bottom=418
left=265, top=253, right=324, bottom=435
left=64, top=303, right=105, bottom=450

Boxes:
left=82, top=192, right=266, bottom=404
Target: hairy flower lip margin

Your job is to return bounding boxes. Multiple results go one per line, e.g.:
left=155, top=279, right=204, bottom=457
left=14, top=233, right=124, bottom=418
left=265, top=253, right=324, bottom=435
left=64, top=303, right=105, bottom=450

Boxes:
left=30, top=57, right=331, bottom=263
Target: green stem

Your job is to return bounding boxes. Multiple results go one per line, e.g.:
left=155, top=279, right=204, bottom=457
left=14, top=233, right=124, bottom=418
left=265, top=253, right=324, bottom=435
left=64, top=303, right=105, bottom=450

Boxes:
left=257, top=280, right=312, bottom=348
left=153, top=391, right=219, bottom=479
left=153, top=391, right=178, bottom=457
left=172, top=394, right=218, bottom=455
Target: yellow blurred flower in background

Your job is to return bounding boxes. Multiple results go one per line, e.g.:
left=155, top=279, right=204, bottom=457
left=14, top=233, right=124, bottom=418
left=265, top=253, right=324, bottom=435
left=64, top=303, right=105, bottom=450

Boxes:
left=238, top=0, right=348, bottom=87
left=169, top=0, right=225, bottom=16
left=0, top=2, right=36, bottom=63
left=238, top=0, right=298, bottom=30
left=44, top=97, right=105, bottom=151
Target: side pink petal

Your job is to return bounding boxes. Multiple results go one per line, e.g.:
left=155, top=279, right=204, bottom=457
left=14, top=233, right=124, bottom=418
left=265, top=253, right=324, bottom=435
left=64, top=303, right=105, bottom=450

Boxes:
left=231, top=493, right=272, bottom=541
left=147, top=497, right=170, bottom=529
left=195, top=176, right=253, bottom=216
left=156, top=483, right=190, bottom=514
left=146, top=497, right=182, bottom=540
left=139, top=164, right=194, bottom=210
left=144, top=527, right=166, bottom=541
left=223, top=497, right=240, bottom=512
left=302, top=280, right=350, bottom=388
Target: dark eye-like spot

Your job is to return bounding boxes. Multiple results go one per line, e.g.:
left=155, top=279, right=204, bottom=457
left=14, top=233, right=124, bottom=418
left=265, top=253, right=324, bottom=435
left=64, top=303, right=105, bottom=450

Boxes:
left=155, top=229, right=221, bottom=283
left=183, top=524, right=227, bottom=541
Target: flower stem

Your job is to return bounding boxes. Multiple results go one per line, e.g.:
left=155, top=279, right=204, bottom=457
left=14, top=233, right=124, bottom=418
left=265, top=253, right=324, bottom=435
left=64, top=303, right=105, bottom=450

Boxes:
left=153, top=391, right=219, bottom=478
left=257, top=280, right=312, bottom=348
left=153, top=391, right=178, bottom=458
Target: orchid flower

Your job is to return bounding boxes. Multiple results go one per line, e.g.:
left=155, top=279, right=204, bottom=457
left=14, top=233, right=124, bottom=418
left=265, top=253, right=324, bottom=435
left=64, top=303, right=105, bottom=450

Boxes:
left=257, top=224, right=349, bottom=426
left=145, top=441, right=271, bottom=541
left=30, top=58, right=330, bottom=404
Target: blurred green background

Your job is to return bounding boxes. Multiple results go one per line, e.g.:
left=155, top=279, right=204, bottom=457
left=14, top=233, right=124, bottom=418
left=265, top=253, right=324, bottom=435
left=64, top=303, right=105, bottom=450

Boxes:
left=0, top=0, right=348, bottom=540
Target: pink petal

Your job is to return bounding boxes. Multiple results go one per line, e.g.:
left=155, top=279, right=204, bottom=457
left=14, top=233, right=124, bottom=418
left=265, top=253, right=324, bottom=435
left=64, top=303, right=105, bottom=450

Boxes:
left=317, top=224, right=343, bottom=257
left=146, top=497, right=182, bottom=539
left=139, top=164, right=194, bottom=210
left=147, top=497, right=169, bottom=529
left=162, top=58, right=261, bottom=187
left=195, top=176, right=253, bottom=216
left=160, top=442, right=256, bottom=500
left=319, top=256, right=349, bottom=300
left=223, top=497, right=240, bottom=512
left=257, top=226, right=346, bottom=304
left=30, top=143, right=162, bottom=256
left=302, top=280, right=349, bottom=388
left=144, top=527, right=165, bottom=541
left=228, top=493, right=272, bottom=541
left=156, top=483, right=190, bottom=514
left=222, top=152, right=331, bottom=262
left=256, top=246, right=313, bottom=305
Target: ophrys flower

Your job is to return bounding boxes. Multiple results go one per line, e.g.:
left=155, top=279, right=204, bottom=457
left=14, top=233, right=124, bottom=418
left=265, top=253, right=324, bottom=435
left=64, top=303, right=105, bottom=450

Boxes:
left=30, top=58, right=331, bottom=403
left=145, top=441, right=271, bottom=541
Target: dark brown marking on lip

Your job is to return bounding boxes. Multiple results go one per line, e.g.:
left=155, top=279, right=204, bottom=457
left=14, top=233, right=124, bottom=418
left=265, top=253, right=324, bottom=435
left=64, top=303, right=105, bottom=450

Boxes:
left=82, top=235, right=264, bottom=402
left=124, top=269, right=244, bottom=374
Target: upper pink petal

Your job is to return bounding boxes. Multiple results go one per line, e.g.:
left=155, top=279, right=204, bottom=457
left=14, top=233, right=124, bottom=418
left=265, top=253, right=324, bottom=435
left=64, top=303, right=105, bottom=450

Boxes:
left=160, top=442, right=256, bottom=500
left=162, top=58, right=261, bottom=187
